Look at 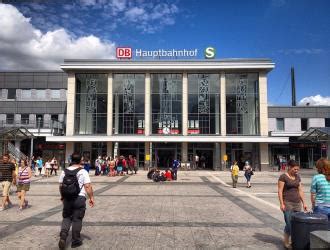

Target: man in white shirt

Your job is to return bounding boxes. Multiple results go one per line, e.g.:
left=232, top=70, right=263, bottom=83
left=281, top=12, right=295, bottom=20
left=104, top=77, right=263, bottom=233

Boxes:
left=58, top=152, right=95, bottom=249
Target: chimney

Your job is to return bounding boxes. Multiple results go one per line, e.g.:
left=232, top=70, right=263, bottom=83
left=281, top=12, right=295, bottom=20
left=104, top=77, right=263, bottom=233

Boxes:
left=291, top=67, right=296, bottom=106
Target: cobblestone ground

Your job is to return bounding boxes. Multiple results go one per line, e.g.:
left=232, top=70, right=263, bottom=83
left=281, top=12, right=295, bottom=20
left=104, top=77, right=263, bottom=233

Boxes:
left=0, top=169, right=316, bottom=249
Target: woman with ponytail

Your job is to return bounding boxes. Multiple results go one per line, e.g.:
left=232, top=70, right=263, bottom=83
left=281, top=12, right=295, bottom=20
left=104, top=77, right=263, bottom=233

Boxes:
left=310, top=158, right=330, bottom=220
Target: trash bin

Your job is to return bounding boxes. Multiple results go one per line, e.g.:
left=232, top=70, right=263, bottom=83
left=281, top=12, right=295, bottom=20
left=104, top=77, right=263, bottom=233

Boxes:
left=291, top=212, right=328, bottom=250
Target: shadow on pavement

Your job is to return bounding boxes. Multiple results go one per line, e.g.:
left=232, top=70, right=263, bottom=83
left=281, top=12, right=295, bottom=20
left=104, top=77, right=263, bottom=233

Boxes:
left=253, top=233, right=284, bottom=250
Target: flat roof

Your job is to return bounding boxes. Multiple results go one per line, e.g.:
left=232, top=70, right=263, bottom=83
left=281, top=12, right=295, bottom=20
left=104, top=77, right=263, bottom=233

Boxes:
left=61, top=59, right=275, bottom=72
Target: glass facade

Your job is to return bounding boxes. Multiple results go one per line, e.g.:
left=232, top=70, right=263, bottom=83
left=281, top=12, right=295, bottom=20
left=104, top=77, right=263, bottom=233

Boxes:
left=188, top=74, right=220, bottom=134
left=151, top=74, right=182, bottom=135
left=113, top=74, right=145, bottom=134
left=226, top=73, right=259, bottom=135
left=75, top=73, right=107, bottom=134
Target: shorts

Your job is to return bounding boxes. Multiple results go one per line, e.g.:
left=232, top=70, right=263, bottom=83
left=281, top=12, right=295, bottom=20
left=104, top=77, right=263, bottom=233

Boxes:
left=17, top=183, right=30, bottom=192
left=1, top=181, right=12, bottom=197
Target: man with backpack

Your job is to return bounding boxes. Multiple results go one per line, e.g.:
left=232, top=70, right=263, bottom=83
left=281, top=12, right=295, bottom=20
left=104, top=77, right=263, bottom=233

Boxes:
left=58, top=152, right=95, bottom=249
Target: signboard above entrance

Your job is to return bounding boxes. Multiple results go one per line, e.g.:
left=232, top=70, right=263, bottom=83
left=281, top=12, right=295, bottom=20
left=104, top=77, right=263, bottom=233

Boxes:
left=116, top=47, right=216, bottom=60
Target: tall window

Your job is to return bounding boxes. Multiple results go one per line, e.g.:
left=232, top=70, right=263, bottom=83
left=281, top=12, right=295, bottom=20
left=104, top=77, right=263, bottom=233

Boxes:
left=21, top=114, right=29, bottom=125
left=325, top=118, right=330, bottom=127
left=75, top=74, right=107, bottom=134
left=7, top=89, right=16, bottom=99
left=301, top=118, right=308, bottom=131
left=151, top=74, right=182, bottom=135
left=188, top=74, right=220, bottom=134
left=276, top=118, right=284, bottom=131
left=113, top=74, right=145, bottom=134
left=6, top=114, right=14, bottom=124
left=226, top=73, right=259, bottom=135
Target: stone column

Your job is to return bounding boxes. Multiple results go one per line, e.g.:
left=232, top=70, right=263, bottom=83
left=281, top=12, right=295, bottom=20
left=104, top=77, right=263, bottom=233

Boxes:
left=259, top=72, right=268, bottom=136
left=182, top=72, right=188, bottom=135
left=220, top=142, right=226, bottom=170
left=259, top=142, right=269, bottom=171
left=107, top=73, right=113, bottom=135
left=65, top=142, right=74, bottom=167
left=214, top=142, right=220, bottom=170
left=107, top=141, right=113, bottom=158
left=220, top=72, right=226, bottom=136
left=145, top=73, right=151, bottom=136
left=66, top=73, right=75, bottom=136
left=114, top=94, right=119, bottom=134
left=181, top=142, right=188, bottom=163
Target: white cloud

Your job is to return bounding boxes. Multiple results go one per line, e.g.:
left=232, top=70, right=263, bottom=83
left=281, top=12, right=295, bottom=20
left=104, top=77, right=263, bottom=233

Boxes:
left=299, top=95, right=330, bottom=106
left=0, top=4, right=116, bottom=70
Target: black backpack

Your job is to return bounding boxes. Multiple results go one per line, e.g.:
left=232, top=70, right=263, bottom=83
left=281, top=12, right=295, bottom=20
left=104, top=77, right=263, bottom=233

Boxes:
left=60, top=168, right=82, bottom=199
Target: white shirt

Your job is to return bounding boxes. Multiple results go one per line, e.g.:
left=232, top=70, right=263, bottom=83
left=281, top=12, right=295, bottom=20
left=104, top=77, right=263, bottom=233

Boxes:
left=59, top=166, right=91, bottom=197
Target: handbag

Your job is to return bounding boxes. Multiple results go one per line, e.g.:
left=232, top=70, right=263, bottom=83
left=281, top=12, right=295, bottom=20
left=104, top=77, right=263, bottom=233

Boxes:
left=250, top=170, right=254, bottom=175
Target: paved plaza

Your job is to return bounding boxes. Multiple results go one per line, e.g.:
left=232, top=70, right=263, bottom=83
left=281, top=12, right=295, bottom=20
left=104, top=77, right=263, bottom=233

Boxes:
left=0, top=169, right=317, bottom=249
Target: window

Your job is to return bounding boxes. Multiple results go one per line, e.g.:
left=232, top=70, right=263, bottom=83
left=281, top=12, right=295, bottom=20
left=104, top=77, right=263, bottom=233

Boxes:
left=7, top=89, right=16, bottom=99
left=36, top=89, right=46, bottom=99
left=325, top=118, right=330, bottom=127
left=276, top=118, right=284, bottom=131
left=51, top=90, right=61, bottom=98
left=226, top=73, right=259, bottom=135
left=113, top=74, right=145, bottom=134
left=21, top=114, right=29, bottom=125
left=6, top=114, right=14, bottom=124
left=301, top=118, right=308, bottom=131
left=188, top=74, right=220, bottom=135
left=21, top=89, right=32, bottom=99
left=36, top=114, right=44, bottom=128
left=51, top=114, right=59, bottom=121
left=75, top=74, right=107, bottom=134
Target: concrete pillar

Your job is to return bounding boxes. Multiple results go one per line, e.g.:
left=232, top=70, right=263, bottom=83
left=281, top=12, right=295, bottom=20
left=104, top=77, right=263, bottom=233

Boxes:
left=65, top=142, right=74, bottom=167
left=15, top=140, right=21, bottom=152
left=259, top=142, right=269, bottom=171
left=220, top=72, right=226, bottom=135
left=220, top=142, right=226, bottom=170
left=145, top=73, right=151, bottom=135
left=181, top=142, right=188, bottom=162
left=107, top=141, right=113, bottom=158
left=66, top=73, right=75, bottom=136
left=182, top=72, right=188, bottom=135
left=107, top=73, right=113, bottom=135
left=214, top=142, right=220, bottom=170
left=259, top=72, right=268, bottom=136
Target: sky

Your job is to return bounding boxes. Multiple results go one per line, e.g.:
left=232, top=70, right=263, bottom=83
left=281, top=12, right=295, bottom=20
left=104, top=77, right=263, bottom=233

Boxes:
left=0, top=0, right=329, bottom=106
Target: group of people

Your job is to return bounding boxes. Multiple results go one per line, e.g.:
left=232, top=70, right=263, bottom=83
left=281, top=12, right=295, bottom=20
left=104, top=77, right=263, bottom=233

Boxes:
left=230, top=160, right=254, bottom=188
left=277, top=158, right=330, bottom=248
left=147, top=159, right=181, bottom=182
left=93, top=155, right=138, bottom=176
left=31, top=156, right=60, bottom=177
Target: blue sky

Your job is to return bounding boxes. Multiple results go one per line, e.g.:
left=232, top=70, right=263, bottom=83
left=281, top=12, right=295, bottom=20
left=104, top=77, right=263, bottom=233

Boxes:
left=1, top=0, right=329, bottom=105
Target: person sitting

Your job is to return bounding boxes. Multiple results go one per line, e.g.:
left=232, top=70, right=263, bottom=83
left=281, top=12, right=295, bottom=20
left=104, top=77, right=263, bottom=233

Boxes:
left=164, top=169, right=172, bottom=181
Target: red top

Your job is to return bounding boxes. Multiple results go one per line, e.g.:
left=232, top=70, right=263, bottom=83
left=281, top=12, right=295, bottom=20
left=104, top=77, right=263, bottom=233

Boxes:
left=165, top=171, right=172, bottom=180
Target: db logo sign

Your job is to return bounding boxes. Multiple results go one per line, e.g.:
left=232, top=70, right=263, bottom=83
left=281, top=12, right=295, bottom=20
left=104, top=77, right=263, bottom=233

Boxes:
left=116, top=47, right=132, bottom=59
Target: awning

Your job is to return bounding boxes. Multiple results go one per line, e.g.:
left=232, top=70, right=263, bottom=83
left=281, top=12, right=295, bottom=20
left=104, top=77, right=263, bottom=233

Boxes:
left=46, top=135, right=289, bottom=143
left=298, top=127, right=330, bottom=142
left=0, top=127, right=35, bottom=140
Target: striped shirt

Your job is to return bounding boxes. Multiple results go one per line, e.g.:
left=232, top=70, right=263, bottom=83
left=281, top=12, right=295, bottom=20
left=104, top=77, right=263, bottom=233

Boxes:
left=18, top=167, right=30, bottom=184
left=310, top=174, right=330, bottom=206
left=0, top=162, right=15, bottom=182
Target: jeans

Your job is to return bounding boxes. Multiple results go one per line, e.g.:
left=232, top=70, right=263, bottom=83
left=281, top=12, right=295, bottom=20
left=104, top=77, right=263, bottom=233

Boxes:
left=314, top=205, right=330, bottom=220
left=60, top=196, right=86, bottom=244
left=283, top=210, right=294, bottom=235
left=172, top=170, right=177, bottom=180
left=244, top=172, right=251, bottom=182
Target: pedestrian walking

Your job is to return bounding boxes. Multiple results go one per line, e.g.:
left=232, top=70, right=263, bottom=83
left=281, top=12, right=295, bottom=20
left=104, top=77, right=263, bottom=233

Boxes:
left=16, top=159, right=32, bottom=211
left=277, top=160, right=307, bottom=249
left=243, top=161, right=253, bottom=188
left=0, top=154, right=16, bottom=211
left=172, top=159, right=180, bottom=180
left=310, top=158, right=330, bottom=220
left=36, top=156, right=43, bottom=176
left=58, top=152, right=95, bottom=249
left=231, top=161, right=239, bottom=188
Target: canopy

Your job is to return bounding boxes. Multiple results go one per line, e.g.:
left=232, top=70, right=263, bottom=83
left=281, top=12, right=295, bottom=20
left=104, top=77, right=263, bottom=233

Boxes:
left=298, top=127, right=330, bottom=142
